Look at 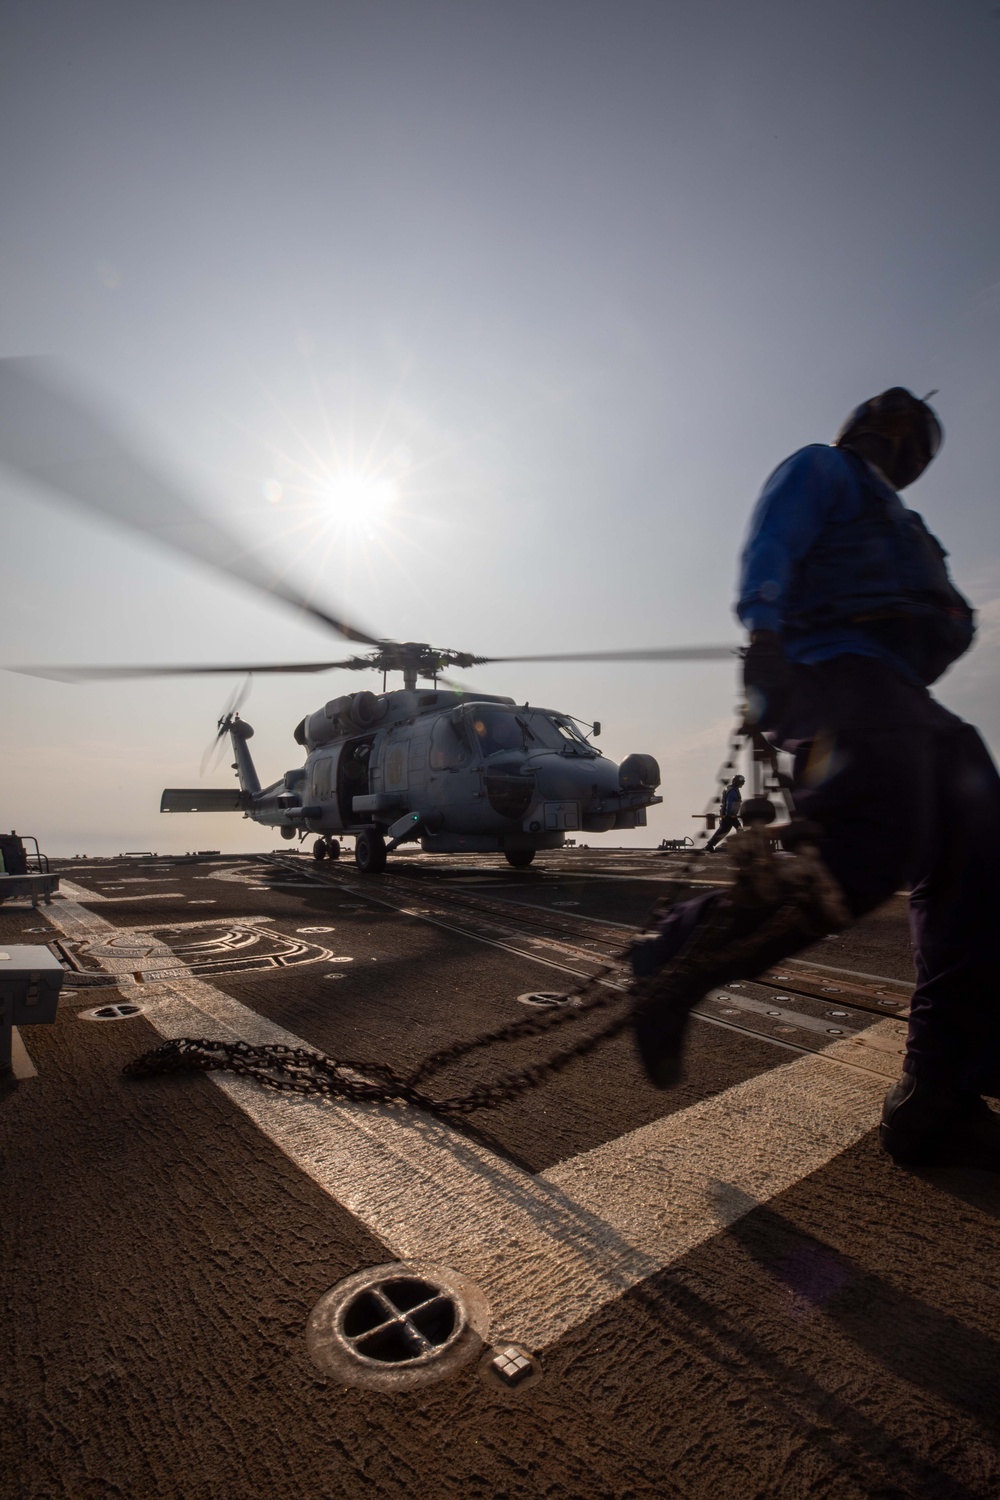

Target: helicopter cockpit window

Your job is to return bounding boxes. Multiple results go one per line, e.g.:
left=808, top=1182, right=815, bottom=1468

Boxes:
left=429, top=715, right=468, bottom=770
left=550, top=716, right=596, bottom=753
left=521, top=711, right=598, bottom=756
left=469, top=709, right=526, bottom=758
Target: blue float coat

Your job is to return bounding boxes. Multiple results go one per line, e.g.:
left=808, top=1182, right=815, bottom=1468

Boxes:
left=737, top=444, right=951, bottom=684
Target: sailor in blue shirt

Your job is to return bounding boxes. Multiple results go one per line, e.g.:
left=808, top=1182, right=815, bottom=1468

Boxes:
left=634, top=388, right=1000, bottom=1170
left=704, top=774, right=744, bottom=852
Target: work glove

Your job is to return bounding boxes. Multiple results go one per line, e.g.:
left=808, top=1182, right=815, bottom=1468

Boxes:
left=741, top=632, right=791, bottom=732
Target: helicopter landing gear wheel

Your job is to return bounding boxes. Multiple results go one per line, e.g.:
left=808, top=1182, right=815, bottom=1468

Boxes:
left=326, top=838, right=341, bottom=860
left=354, top=829, right=387, bottom=873
left=504, top=848, right=536, bottom=869
left=312, top=838, right=328, bottom=861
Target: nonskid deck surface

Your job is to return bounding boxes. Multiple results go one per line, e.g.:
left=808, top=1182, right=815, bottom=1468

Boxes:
left=3, top=849, right=999, bottom=1499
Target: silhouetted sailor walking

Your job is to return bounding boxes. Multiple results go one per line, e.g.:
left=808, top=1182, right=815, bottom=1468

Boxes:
left=633, top=388, right=1000, bottom=1170
left=704, top=774, right=744, bottom=851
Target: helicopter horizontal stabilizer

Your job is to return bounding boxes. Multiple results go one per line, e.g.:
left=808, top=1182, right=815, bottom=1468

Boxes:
left=160, top=788, right=250, bottom=813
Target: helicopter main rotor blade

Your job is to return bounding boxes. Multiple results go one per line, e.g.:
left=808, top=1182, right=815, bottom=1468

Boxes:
left=6, top=643, right=739, bottom=683
left=481, top=645, right=738, bottom=665
left=0, top=358, right=382, bottom=647
left=4, top=658, right=367, bottom=684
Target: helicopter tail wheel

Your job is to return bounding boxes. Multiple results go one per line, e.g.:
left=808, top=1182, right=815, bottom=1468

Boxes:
left=355, top=829, right=387, bottom=873
left=327, top=838, right=341, bottom=860
left=312, top=838, right=328, bottom=861
left=504, top=848, right=536, bottom=869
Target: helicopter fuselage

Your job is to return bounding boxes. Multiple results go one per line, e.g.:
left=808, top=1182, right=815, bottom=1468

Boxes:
left=163, top=687, right=662, bottom=864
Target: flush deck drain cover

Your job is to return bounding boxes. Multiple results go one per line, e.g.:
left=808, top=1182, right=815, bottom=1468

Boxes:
left=516, top=991, right=576, bottom=1009
left=307, top=1261, right=489, bottom=1390
left=80, top=1002, right=146, bottom=1021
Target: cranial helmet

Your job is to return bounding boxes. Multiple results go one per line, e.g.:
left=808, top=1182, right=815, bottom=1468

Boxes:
left=835, top=387, right=942, bottom=489
left=732, top=774, right=745, bottom=785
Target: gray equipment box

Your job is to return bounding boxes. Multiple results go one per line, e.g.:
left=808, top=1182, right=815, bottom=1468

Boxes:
left=0, top=946, right=65, bottom=1025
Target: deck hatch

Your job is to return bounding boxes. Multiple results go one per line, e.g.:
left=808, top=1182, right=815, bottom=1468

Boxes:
left=81, top=1002, right=145, bottom=1021
left=306, top=1261, right=488, bottom=1390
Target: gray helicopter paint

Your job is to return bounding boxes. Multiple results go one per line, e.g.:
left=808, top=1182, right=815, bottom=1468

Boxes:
left=162, top=688, right=661, bottom=858
left=310, top=746, right=342, bottom=810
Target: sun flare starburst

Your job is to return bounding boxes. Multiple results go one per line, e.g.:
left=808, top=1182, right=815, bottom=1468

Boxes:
left=234, top=352, right=460, bottom=629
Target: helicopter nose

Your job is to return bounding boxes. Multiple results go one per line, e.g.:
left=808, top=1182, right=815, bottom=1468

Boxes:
left=530, top=756, right=617, bottom=803
left=523, top=752, right=658, bottom=836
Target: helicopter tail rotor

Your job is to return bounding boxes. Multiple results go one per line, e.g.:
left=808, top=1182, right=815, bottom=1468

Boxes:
left=200, top=674, right=253, bottom=777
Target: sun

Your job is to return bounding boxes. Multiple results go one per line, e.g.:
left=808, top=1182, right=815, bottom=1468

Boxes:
left=321, top=472, right=398, bottom=522
left=261, top=468, right=399, bottom=537
left=248, top=368, right=426, bottom=597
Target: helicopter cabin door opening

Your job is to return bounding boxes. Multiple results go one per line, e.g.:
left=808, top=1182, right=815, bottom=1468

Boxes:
left=338, top=736, right=376, bottom=826
left=310, top=746, right=342, bottom=827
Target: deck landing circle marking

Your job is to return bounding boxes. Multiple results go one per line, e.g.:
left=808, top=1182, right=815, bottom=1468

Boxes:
left=307, top=1262, right=489, bottom=1390
left=63, top=922, right=337, bottom=980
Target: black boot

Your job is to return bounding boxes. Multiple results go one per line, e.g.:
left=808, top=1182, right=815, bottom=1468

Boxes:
left=632, top=897, right=843, bottom=1089
left=631, top=825, right=850, bottom=1090
left=879, top=1074, right=1000, bottom=1170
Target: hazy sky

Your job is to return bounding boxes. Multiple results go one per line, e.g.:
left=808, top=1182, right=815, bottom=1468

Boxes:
left=1, top=0, right=998, bottom=855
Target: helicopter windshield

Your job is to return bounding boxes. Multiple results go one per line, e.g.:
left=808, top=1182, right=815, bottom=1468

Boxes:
left=467, top=706, right=598, bottom=758
left=521, top=710, right=598, bottom=755
left=468, top=708, right=526, bottom=757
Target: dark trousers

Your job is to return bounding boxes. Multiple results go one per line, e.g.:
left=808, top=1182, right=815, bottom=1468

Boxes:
left=665, top=658, right=1000, bottom=1094
left=705, top=816, right=740, bottom=851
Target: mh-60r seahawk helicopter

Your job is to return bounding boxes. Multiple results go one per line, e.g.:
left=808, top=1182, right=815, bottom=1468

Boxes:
left=0, top=359, right=736, bottom=870
left=163, top=644, right=673, bottom=872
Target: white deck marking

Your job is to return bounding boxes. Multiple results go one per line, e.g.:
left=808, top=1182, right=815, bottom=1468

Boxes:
left=10, top=1028, right=37, bottom=1079
left=58, top=880, right=186, bottom=903
left=783, top=956, right=912, bottom=987
left=43, top=889, right=896, bottom=1350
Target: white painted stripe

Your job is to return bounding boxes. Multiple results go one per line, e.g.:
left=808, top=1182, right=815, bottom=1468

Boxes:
left=10, top=1027, right=37, bottom=1079
left=58, top=879, right=190, bottom=903
left=41, top=890, right=895, bottom=1351
left=98, top=892, right=188, bottom=902
left=784, top=956, right=912, bottom=987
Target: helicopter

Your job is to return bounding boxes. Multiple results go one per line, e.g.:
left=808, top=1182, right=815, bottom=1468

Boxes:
left=162, top=656, right=666, bottom=872
left=0, top=358, right=737, bottom=870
